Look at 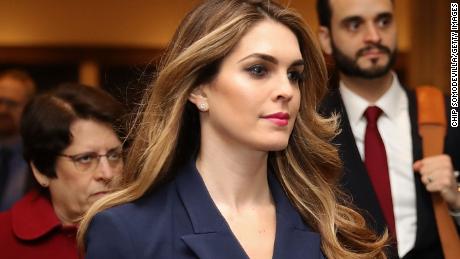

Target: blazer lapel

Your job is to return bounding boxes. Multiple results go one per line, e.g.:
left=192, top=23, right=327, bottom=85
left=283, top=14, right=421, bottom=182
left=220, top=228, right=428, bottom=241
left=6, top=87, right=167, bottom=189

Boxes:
left=272, top=227, right=323, bottom=259
left=321, top=90, right=386, bottom=233
left=176, top=161, right=323, bottom=259
left=268, top=172, right=323, bottom=259
left=176, top=161, right=249, bottom=259
left=181, top=233, right=248, bottom=259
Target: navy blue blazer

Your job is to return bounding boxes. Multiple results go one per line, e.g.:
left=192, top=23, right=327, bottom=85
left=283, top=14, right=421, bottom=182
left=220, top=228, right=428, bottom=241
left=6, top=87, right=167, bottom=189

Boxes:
left=85, top=161, right=325, bottom=259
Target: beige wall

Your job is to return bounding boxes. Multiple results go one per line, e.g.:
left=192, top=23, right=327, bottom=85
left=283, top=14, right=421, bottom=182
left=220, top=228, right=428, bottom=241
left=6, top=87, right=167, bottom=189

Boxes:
left=3, top=0, right=449, bottom=91
left=407, top=0, right=450, bottom=91
left=0, top=0, right=201, bottom=47
left=0, top=0, right=411, bottom=51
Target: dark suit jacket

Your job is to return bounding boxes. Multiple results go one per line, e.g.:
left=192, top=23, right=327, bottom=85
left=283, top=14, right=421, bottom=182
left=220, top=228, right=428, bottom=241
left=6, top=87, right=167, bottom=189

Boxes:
left=320, top=87, right=460, bottom=259
left=85, top=161, right=324, bottom=259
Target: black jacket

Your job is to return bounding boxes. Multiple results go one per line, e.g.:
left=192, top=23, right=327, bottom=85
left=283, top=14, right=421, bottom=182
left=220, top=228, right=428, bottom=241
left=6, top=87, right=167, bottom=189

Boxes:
left=320, top=87, right=460, bottom=259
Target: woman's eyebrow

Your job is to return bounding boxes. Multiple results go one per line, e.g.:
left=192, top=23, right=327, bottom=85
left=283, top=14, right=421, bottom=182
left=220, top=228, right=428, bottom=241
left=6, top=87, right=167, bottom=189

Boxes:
left=238, top=53, right=304, bottom=67
left=290, top=60, right=305, bottom=67
left=237, top=53, right=278, bottom=64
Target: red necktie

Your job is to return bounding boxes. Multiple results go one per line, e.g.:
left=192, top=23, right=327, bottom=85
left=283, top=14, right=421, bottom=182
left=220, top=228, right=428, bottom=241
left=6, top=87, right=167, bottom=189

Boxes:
left=364, top=106, right=397, bottom=238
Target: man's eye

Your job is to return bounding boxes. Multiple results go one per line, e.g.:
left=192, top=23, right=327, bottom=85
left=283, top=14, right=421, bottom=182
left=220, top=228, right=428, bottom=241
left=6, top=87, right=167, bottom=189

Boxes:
left=377, top=17, right=392, bottom=28
left=246, top=65, right=267, bottom=77
left=347, top=21, right=361, bottom=31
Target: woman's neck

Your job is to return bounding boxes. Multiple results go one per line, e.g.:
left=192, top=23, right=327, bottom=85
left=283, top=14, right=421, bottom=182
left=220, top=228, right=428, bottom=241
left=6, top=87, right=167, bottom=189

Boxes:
left=52, top=204, right=79, bottom=227
left=196, top=132, right=272, bottom=211
left=49, top=192, right=80, bottom=227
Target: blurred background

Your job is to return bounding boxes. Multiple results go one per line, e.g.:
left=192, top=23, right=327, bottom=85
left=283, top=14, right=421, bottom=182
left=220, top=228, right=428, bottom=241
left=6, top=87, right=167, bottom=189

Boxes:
left=0, top=0, right=451, bottom=107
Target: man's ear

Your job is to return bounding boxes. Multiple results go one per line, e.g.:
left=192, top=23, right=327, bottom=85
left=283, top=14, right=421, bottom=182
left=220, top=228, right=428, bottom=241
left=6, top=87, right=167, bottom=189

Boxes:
left=30, top=162, right=51, bottom=188
left=318, top=26, right=333, bottom=55
left=188, top=85, right=209, bottom=112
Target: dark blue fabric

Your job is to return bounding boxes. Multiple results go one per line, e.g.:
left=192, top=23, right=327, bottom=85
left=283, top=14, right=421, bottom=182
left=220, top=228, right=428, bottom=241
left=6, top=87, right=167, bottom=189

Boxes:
left=85, top=160, right=324, bottom=259
left=0, top=138, right=29, bottom=211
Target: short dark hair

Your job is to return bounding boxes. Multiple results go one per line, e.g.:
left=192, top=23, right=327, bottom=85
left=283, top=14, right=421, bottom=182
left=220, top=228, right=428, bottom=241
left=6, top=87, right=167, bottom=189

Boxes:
left=316, top=0, right=332, bottom=28
left=316, top=0, right=394, bottom=28
left=21, top=83, right=126, bottom=179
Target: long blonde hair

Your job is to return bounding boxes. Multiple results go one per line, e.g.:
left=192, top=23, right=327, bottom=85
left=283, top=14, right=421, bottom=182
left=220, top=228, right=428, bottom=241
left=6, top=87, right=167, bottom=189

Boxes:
left=78, top=0, right=388, bottom=257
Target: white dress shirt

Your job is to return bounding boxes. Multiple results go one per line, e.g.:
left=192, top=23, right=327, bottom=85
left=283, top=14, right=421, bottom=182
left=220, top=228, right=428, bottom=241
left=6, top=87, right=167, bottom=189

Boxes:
left=340, top=73, right=416, bottom=257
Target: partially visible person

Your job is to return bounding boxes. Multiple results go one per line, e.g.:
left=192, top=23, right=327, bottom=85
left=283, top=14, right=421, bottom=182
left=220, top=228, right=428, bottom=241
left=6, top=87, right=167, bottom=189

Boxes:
left=0, top=69, right=36, bottom=211
left=0, top=83, right=126, bottom=259
left=316, top=0, right=460, bottom=258
left=79, top=1, right=387, bottom=258
left=414, top=158, right=460, bottom=226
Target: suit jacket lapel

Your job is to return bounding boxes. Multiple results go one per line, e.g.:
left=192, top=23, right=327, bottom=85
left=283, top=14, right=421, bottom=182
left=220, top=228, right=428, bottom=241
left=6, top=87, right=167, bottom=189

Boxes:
left=176, top=161, right=323, bottom=259
left=407, top=90, right=424, bottom=246
left=321, top=90, right=386, bottom=233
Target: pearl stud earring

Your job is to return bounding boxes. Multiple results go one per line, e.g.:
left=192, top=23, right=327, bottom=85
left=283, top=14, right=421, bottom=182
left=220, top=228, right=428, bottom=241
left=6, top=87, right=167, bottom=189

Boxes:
left=198, top=103, right=208, bottom=111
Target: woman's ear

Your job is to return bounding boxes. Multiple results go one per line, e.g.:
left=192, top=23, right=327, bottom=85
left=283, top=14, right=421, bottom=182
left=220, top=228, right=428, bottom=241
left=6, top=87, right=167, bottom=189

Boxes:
left=318, top=26, right=333, bottom=55
left=30, top=163, right=51, bottom=188
left=188, top=85, right=209, bottom=112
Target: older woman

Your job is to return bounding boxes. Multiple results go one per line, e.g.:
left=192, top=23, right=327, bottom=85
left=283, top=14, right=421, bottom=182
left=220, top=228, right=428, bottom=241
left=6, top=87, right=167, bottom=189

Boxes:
left=0, top=83, right=126, bottom=259
left=80, top=1, right=388, bottom=258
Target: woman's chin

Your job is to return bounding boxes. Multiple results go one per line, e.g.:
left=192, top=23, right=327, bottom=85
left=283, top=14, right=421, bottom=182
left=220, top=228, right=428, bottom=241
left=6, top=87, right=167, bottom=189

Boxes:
left=255, top=140, right=289, bottom=152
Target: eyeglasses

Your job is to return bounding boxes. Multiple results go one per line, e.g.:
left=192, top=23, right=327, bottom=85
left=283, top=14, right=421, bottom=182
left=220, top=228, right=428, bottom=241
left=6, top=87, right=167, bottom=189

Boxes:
left=58, top=147, right=124, bottom=172
left=0, top=97, right=21, bottom=109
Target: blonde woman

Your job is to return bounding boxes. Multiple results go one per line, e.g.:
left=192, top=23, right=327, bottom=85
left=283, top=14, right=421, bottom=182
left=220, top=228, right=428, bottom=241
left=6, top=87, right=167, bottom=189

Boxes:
left=79, top=0, right=388, bottom=258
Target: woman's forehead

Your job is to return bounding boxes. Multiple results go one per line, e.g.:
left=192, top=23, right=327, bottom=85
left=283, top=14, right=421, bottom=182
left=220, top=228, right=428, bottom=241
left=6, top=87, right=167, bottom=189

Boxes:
left=225, top=19, right=302, bottom=64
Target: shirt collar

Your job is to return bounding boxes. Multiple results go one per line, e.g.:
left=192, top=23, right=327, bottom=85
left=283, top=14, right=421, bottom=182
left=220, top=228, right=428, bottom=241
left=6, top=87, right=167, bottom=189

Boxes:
left=339, top=72, right=407, bottom=122
left=11, top=190, right=76, bottom=240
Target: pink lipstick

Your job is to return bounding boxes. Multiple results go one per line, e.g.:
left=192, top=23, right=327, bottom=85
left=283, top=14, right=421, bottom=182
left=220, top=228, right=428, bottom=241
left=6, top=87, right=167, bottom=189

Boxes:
left=262, top=112, right=290, bottom=126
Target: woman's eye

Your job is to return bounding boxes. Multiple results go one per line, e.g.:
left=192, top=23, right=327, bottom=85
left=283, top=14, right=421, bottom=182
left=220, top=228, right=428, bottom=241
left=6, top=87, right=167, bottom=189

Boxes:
left=107, top=152, right=122, bottom=161
left=246, top=65, right=267, bottom=77
left=287, top=71, right=304, bottom=83
left=75, top=154, right=95, bottom=164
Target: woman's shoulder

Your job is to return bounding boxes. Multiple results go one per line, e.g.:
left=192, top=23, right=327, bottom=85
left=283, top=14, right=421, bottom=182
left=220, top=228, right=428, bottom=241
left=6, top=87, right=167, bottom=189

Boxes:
left=1, top=190, right=61, bottom=240
left=0, top=191, right=43, bottom=238
left=92, top=163, right=197, bottom=225
left=0, top=208, right=12, bottom=239
left=85, top=179, right=187, bottom=258
left=95, top=179, right=178, bottom=224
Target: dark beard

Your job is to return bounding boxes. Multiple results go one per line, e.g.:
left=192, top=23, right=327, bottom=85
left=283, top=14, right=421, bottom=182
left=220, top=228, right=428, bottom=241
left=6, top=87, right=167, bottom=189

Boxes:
left=331, top=41, right=396, bottom=79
